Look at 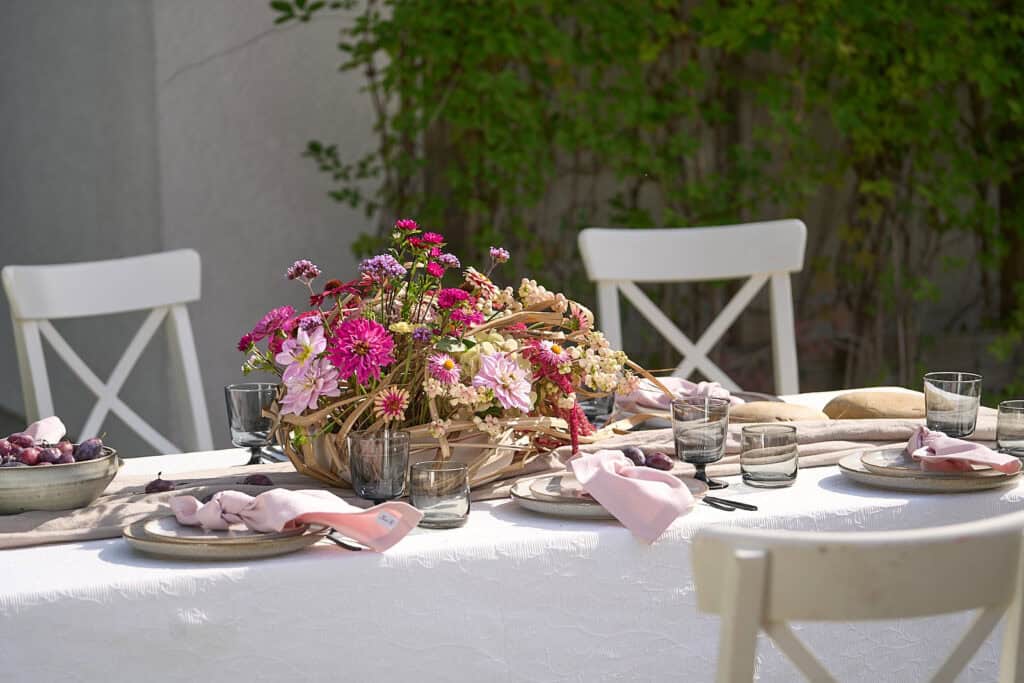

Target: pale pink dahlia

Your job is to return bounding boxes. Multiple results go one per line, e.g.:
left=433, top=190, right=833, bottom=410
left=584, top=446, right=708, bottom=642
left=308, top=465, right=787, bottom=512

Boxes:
left=472, top=352, right=533, bottom=413
left=275, top=325, right=327, bottom=381
left=373, top=386, right=410, bottom=422
left=280, top=358, right=341, bottom=416
left=328, top=318, right=396, bottom=384
left=428, top=353, right=461, bottom=384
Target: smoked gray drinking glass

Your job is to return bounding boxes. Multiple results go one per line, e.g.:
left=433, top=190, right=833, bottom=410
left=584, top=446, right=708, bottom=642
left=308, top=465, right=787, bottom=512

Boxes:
left=410, top=460, right=470, bottom=529
left=671, top=396, right=730, bottom=490
left=923, top=372, right=983, bottom=438
left=997, top=400, right=1024, bottom=459
left=579, top=390, right=615, bottom=427
left=740, top=424, right=798, bottom=488
left=224, top=382, right=278, bottom=465
left=348, top=430, right=410, bottom=504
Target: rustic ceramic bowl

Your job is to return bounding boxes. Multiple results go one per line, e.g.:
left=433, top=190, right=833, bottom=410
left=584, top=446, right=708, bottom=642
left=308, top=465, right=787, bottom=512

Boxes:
left=0, top=447, right=119, bottom=514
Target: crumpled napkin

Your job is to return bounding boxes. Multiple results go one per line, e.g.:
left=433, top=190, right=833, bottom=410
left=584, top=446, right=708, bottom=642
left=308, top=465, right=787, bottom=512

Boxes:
left=906, top=425, right=1022, bottom=474
left=616, top=377, right=744, bottom=413
left=23, top=416, right=67, bottom=443
left=171, top=488, right=423, bottom=552
left=570, top=450, right=695, bottom=543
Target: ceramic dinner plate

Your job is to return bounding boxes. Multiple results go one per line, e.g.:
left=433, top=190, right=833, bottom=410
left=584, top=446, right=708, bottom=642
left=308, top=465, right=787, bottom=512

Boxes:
left=123, top=517, right=328, bottom=560
left=839, top=452, right=1019, bottom=493
left=511, top=473, right=708, bottom=519
left=141, top=515, right=310, bottom=545
left=860, top=447, right=994, bottom=478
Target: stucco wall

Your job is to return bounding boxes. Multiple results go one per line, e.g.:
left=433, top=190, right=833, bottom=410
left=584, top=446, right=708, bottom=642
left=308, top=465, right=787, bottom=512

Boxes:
left=0, top=1, right=374, bottom=453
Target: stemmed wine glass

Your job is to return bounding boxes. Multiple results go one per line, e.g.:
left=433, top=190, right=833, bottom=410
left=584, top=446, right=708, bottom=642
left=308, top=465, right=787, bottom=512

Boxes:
left=224, top=383, right=278, bottom=465
left=671, top=396, right=730, bottom=490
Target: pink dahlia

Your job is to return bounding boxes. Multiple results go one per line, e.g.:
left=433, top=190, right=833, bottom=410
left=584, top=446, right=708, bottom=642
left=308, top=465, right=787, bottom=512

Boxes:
left=428, top=353, right=461, bottom=384
left=373, top=386, right=410, bottom=422
left=328, top=318, right=396, bottom=384
left=250, top=306, right=295, bottom=341
left=436, top=288, right=469, bottom=309
left=280, top=358, right=341, bottom=416
left=275, top=325, right=327, bottom=381
left=472, top=352, right=533, bottom=413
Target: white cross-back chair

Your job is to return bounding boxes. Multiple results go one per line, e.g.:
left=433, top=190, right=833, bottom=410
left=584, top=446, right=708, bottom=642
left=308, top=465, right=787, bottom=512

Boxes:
left=2, top=250, right=213, bottom=454
left=693, top=511, right=1024, bottom=682
left=578, top=220, right=807, bottom=394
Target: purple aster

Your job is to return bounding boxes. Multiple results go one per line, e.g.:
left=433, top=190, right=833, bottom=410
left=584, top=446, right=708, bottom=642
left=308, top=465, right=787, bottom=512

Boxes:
left=437, top=253, right=460, bottom=269
left=489, top=247, right=510, bottom=264
left=328, top=318, right=396, bottom=384
left=359, top=254, right=407, bottom=280
left=412, top=327, right=433, bottom=343
left=287, top=259, right=321, bottom=281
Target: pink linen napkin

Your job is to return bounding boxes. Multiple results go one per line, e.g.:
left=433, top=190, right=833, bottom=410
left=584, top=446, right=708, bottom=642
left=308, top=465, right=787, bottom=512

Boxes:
left=906, top=426, right=1022, bottom=474
left=616, top=377, right=744, bottom=412
left=570, top=450, right=695, bottom=543
left=23, top=416, right=67, bottom=443
left=170, top=488, right=423, bottom=552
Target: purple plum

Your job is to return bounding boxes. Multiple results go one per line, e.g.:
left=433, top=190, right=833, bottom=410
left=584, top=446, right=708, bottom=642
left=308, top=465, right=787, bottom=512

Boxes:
left=18, top=447, right=41, bottom=466
left=144, top=474, right=175, bottom=494
left=38, top=447, right=61, bottom=464
left=57, top=452, right=76, bottom=464
left=74, top=437, right=104, bottom=462
left=0, top=438, right=14, bottom=457
left=240, top=474, right=274, bottom=486
left=56, top=440, right=75, bottom=457
left=620, top=446, right=646, bottom=467
left=645, top=451, right=674, bottom=471
left=8, top=433, right=34, bottom=449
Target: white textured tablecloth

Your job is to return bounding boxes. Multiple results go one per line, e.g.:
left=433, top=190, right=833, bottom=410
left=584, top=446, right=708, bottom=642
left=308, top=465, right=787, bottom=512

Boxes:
left=3, top=387, right=1022, bottom=682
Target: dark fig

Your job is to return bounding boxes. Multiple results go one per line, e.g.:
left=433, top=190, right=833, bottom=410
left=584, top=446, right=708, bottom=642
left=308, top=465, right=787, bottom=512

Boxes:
left=74, top=437, right=104, bottom=462
left=37, top=447, right=61, bottom=464
left=18, top=447, right=41, bottom=466
left=645, top=451, right=674, bottom=471
left=240, top=474, right=274, bottom=486
left=144, top=473, right=175, bottom=494
left=8, top=433, right=34, bottom=449
left=620, top=446, right=646, bottom=467
left=57, top=452, right=76, bottom=464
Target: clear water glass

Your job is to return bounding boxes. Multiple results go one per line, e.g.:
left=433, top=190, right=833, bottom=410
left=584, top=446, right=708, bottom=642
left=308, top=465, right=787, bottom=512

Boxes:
left=348, top=430, right=410, bottom=504
left=997, top=400, right=1024, bottom=459
left=741, top=424, right=798, bottom=488
left=224, top=383, right=278, bottom=465
left=579, top=391, right=615, bottom=427
left=410, top=460, right=470, bottom=529
left=923, top=372, right=982, bottom=437
left=671, top=396, right=730, bottom=489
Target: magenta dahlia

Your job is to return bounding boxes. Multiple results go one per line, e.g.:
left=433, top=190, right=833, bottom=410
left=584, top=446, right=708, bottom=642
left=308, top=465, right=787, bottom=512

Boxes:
left=328, top=318, right=396, bottom=384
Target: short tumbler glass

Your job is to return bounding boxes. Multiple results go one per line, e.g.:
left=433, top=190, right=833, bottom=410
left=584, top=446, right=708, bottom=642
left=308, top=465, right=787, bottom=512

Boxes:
left=348, top=430, right=410, bottom=504
left=997, top=400, right=1024, bottom=459
left=410, top=461, right=470, bottom=528
left=740, top=424, right=798, bottom=488
left=923, top=372, right=982, bottom=438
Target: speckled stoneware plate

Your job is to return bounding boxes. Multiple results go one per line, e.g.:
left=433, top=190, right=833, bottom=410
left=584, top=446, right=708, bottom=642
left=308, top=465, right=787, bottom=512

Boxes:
left=839, top=452, right=1019, bottom=493
left=141, top=515, right=311, bottom=545
left=860, top=447, right=994, bottom=478
left=511, top=473, right=707, bottom=519
left=0, top=447, right=119, bottom=515
left=123, top=518, right=328, bottom=561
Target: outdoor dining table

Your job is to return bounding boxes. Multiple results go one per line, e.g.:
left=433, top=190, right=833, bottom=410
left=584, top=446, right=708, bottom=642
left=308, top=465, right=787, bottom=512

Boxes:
left=2, top=390, right=1022, bottom=682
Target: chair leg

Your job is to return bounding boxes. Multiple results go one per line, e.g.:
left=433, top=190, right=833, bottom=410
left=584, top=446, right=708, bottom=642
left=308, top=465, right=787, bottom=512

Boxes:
left=716, top=549, right=767, bottom=683
left=999, top=538, right=1024, bottom=683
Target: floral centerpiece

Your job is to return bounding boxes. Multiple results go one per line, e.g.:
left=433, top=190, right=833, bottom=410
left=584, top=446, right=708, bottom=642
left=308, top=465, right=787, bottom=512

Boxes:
left=238, top=219, right=639, bottom=488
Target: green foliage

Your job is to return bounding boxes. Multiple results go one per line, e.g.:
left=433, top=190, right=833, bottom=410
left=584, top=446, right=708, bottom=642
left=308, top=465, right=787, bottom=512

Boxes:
left=274, top=0, right=1024, bottom=392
